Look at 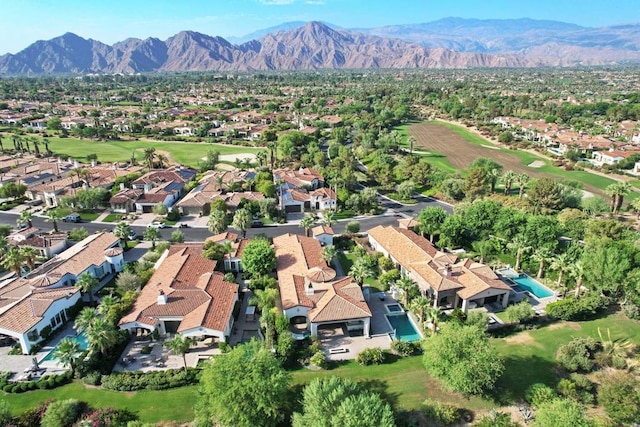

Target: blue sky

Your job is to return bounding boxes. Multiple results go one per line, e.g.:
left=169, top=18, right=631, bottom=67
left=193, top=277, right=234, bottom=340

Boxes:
left=2, top=0, right=638, bottom=54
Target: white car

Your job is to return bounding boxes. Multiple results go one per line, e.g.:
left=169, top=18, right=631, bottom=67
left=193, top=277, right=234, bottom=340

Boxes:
left=147, top=221, right=166, bottom=229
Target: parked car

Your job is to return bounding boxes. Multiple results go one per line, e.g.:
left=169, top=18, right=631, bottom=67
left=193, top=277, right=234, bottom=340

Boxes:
left=16, top=222, right=28, bottom=231
left=62, top=213, right=81, bottom=223
left=251, top=219, right=264, bottom=228
left=127, top=230, right=139, bottom=240
left=147, top=221, right=166, bottom=229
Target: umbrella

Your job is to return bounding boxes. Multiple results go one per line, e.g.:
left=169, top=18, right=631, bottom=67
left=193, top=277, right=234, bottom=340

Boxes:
left=306, top=266, right=336, bottom=283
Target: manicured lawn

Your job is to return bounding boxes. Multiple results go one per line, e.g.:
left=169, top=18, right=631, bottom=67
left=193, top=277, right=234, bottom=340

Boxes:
left=333, top=209, right=355, bottom=220
left=2, top=382, right=197, bottom=423
left=291, top=356, right=496, bottom=411
left=78, top=211, right=100, bottom=221
left=0, top=135, right=260, bottom=168
left=101, top=213, right=121, bottom=223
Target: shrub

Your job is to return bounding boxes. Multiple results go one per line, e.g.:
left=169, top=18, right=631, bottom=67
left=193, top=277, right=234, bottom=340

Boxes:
left=556, top=337, right=600, bottom=372
left=355, top=347, right=385, bottom=366
left=503, top=301, right=535, bottom=323
left=218, top=342, right=231, bottom=353
left=41, top=399, right=81, bottom=427
left=309, top=351, right=327, bottom=369
left=526, top=383, right=556, bottom=408
left=622, top=303, right=640, bottom=320
left=391, top=340, right=419, bottom=357
left=546, top=293, right=609, bottom=321
left=345, top=221, right=360, bottom=235
left=474, top=411, right=519, bottom=427
left=420, top=399, right=461, bottom=426
left=598, top=371, right=640, bottom=426
left=100, top=368, right=200, bottom=391
left=82, top=371, right=102, bottom=386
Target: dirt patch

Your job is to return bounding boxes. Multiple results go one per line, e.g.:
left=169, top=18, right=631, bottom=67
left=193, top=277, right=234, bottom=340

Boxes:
left=504, top=332, right=540, bottom=346
left=218, top=153, right=256, bottom=163
left=528, top=160, right=545, bottom=168
left=548, top=321, right=581, bottom=331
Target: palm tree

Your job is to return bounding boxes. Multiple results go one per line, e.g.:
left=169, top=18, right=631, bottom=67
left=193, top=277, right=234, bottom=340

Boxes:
left=98, top=294, right=119, bottom=318
left=231, top=208, right=252, bottom=238
left=550, top=253, right=571, bottom=296
left=631, top=198, right=640, bottom=219
left=267, top=141, right=277, bottom=169
left=321, top=245, right=338, bottom=265
left=532, top=247, right=554, bottom=279
left=207, top=210, right=228, bottom=235
left=349, top=260, right=373, bottom=287
left=1, top=248, right=25, bottom=277
left=502, top=170, right=516, bottom=195
left=487, top=168, right=501, bottom=193
left=144, top=227, right=161, bottom=249
left=19, top=246, right=38, bottom=271
left=85, top=317, right=119, bottom=357
left=570, top=260, right=585, bottom=299
left=597, top=328, right=635, bottom=369
left=0, top=236, right=8, bottom=263
left=144, top=147, right=156, bottom=170
left=605, top=182, right=631, bottom=214
left=396, top=276, right=418, bottom=308
left=250, top=288, right=278, bottom=312
left=256, top=150, right=267, bottom=168
left=74, top=307, right=99, bottom=333
left=165, top=334, right=195, bottom=371
left=52, top=337, right=82, bottom=376
left=299, top=214, right=316, bottom=237
left=114, top=222, right=133, bottom=250
left=471, top=240, right=494, bottom=264
left=408, top=296, right=431, bottom=330
left=221, top=240, right=234, bottom=270
left=75, top=272, right=99, bottom=305
left=19, top=210, right=33, bottom=228
left=507, top=235, right=532, bottom=271
left=322, top=211, right=335, bottom=227
left=130, top=151, right=137, bottom=166
left=425, top=306, right=442, bottom=334
left=407, top=135, right=416, bottom=154
left=516, top=173, right=530, bottom=199
left=45, top=209, right=63, bottom=232
left=156, top=153, right=168, bottom=169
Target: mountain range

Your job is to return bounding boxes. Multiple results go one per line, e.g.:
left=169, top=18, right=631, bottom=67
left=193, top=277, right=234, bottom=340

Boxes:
left=2, top=18, right=640, bottom=75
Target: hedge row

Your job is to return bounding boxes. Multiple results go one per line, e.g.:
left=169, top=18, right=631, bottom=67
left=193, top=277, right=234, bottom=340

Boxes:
left=100, top=368, right=199, bottom=391
left=0, top=371, right=72, bottom=393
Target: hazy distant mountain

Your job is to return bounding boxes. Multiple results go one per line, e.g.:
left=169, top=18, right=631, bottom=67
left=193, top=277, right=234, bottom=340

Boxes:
left=226, top=21, right=340, bottom=44
left=0, top=22, right=532, bottom=74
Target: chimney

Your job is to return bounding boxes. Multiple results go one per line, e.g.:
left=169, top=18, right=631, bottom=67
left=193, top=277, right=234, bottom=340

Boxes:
left=119, top=183, right=125, bottom=190
left=444, top=264, right=452, bottom=277
left=157, top=290, right=168, bottom=305
left=305, top=279, right=314, bottom=296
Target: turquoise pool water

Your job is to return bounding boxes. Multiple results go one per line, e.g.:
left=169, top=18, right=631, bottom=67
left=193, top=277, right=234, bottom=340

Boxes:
left=387, top=314, right=421, bottom=342
left=512, top=274, right=554, bottom=299
left=42, top=333, right=88, bottom=362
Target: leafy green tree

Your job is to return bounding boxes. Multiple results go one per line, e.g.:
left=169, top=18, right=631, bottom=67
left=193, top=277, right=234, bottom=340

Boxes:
left=345, top=221, right=360, bottom=235
left=75, top=272, right=98, bottom=305
left=396, top=180, right=415, bottom=201
left=207, top=209, right=228, bottom=235
left=582, top=242, right=631, bottom=298
left=422, top=323, right=504, bottom=396
left=598, top=370, right=640, bottom=426
left=464, top=167, right=487, bottom=200
left=0, top=400, right=11, bottom=427
left=116, top=270, right=142, bottom=292
left=532, top=398, right=593, bottom=427
left=474, top=411, right=520, bottom=427
left=321, top=245, right=337, bottom=265
left=41, top=399, right=81, bottom=427
left=418, top=206, right=447, bottom=243
left=556, top=337, right=599, bottom=373
left=241, top=239, right=276, bottom=277
left=165, top=334, right=195, bottom=371
left=68, top=227, right=89, bottom=242
left=52, top=337, right=82, bottom=375
left=331, top=392, right=395, bottom=427
left=196, top=340, right=291, bottom=427
left=232, top=208, right=252, bottom=238
left=504, top=301, right=535, bottom=323
left=152, top=202, right=168, bottom=216
left=143, top=226, right=161, bottom=249
left=527, top=178, right=564, bottom=214
left=170, top=230, right=185, bottom=243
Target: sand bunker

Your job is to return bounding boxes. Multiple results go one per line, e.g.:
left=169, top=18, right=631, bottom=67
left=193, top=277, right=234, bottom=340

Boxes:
left=219, top=153, right=257, bottom=162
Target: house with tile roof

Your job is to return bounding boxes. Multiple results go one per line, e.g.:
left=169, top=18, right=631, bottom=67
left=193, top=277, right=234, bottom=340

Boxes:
left=0, top=232, right=123, bottom=354
left=368, top=226, right=511, bottom=313
left=273, top=233, right=372, bottom=337
left=119, top=243, right=238, bottom=342
left=205, top=232, right=247, bottom=273
left=7, top=227, right=68, bottom=259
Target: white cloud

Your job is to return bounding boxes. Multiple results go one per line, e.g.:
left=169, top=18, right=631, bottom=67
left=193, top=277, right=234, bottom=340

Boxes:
left=258, top=0, right=296, bottom=5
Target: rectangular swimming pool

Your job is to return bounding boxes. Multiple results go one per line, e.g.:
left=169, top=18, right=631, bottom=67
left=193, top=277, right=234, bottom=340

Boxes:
left=385, top=303, right=403, bottom=313
left=42, top=333, right=88, bottom=362
left=511, top=274, right=554, bottom=299
left=386, top=314, right=421, bottom=342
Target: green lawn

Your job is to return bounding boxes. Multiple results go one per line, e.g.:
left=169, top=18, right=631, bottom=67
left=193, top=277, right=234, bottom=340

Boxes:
left=0, top=135, right=261, bottom=168
left=337, top=252, right=377, bottom=286
left=333, top=209, right=355, bottom=220
left=2, top=382, right=197, bottom=423
left=78, top=211, right=100, bottom=221
left=101, top=213, right=122, bottom=223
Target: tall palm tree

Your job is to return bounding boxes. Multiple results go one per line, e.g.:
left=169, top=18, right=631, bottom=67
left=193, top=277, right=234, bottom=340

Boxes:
left=516, top=173, right=530, bottom=199
left=256, top=150, right=267, bottom=168
left=45, top=209, right=63, bottom=232
left=98, top=294, right=119, bottom=318
left=502, top=170, right=516, bottom=195
left=207, top=210, right=228, bottom=235
left=19, top=210, right=33, bottom=228
left=52, top=337, right=82, bottom=376
left=231, top=208, right=252, bottom=238
left=267, top=141, right=277, bottom=169
left=570, top=260, right=585, bottom=299
left=19, top=246, right=38, bottom=271
left=631, top=198, right=640, bottom=219
left=1, top=248, right=25, bottom=277
left=114, top=221, right=133, bottom=250
left=144, top=227, right=161, bottom=249
left=322, top=211, right=335, bottom=228
left=250, top=288, right=278, bottom=313
left=507, top=235, right=532, bottom=271
left=349, top=260, right=373, bottom=287
left=76, top=272, right=99, bottom=305
left=605, top=182, right=631, bottom=214
left=396, top=276, right=418, bottom=308
left=408, top=296, right=431, bottom=330
left=471, top=240, right=494, bottom=264
left=550, top=253, right=571, bottom=296
left=407, top=135, right=416, bottom=154
left=144, top=147, right=156, bottom=170
left=74, top=307, right=99, bottom=333
left=487, top=168, right=501, bottom=193
left=156, top=154, right=168, bottom=169
left=165, top=334, right=195, bottom=371
left=425, top=306, right=442, bottom=334
left=299, top=214, right=316, bottom=237
left=532, top=247, right=554, bottom=279
left=321, top=245, right=338, bottom=265
left=85, top=317, right=119, bottom=357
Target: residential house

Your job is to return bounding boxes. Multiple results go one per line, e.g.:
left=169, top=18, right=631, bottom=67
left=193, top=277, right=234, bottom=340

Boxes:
left=368, top=226, right=511, bottom=313
left=206, top=232, right=246, bottom=272
left=592, top=149, right=640, bottom=166
left=274, top=233, right=372, bottom=337
left=311, top=225, right=334, bottom=246
left=119, top=243, right=238, bottom=342
left=7, top=227, right=68, bottom=259
left=0, top=232, right=123, bottom=354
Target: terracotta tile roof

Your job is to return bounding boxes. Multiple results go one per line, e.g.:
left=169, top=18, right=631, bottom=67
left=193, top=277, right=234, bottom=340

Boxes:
left=109, top=188, right=143, bottom=204
left=368, top=226, right=509, bottom=301
left=311, top=225, right=334, bottom=236
left=0, top=287, right=80, bottom=333
left=308, top=277, right=371, bottom=322
left=119, top=243, right=238, bottom=334
left=311, top=187, right=336, bottom=198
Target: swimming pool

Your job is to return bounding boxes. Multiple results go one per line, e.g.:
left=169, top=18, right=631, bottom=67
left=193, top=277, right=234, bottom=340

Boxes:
left=387, top=314, right=422, bottom=342
left=42, top=333, right=88, bottom=362
left=511, top=274, right=554, bottom=299
left=385, top=303, right=404, bottom=314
